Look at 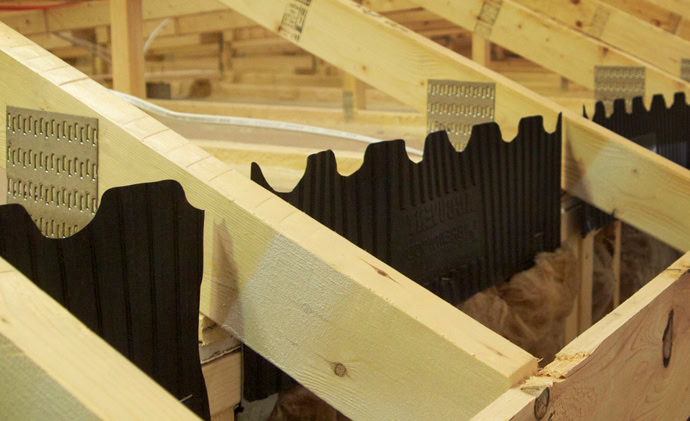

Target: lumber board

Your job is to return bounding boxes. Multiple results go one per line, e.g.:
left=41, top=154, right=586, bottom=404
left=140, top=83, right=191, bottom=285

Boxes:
left=109, top=0, right=145, bottom=97
left=471, top=34, right=491, bottom=67
left=0, top=258, right=199, bottom=420
left=362, top=0, right=416, bottom=13
left=221, top=0, right=690, bottom=251
left=577, top=230, right=596, bottom=333
left=644, top=0, right=690, bottom=16
left=202, top=351, right=242, bottom=417
left=408, top=0, right=690, bottom=102
left=0, top=24, right=537, bottom=421
left=514, top=0, right=690, bottom=78
left=175, top=10, right=254, bottom=34
left=230, top=54, right=314, bottom=73
left=599, top=0, right=682, bottom=34
left=148, top=43, right=220, bottom=58
left=473, top=251, right=690, bottom=420
left=612, top=221, right=622, bottom=307
left=0, top=0, right=228, bottom=35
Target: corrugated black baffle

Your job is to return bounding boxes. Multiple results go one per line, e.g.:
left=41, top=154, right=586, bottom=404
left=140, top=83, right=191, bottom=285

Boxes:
left=0, top=180, right=209, bottom=419
left=583, top=93, right=690, bottom=233
left=244, top=115, right=563, bottom=402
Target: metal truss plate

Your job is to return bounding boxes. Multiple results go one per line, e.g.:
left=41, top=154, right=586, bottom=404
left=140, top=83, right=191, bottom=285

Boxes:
left=474, top=0, right=503, bottom=38
left=681, top=58, right=690, bottom=82
left=6, top=106, right=99, bottom=238
left=588, top=6, right=611, bottom=38
left=594, top=66, right=645, bottom=112
left=427, top=80, right=495, bottom=149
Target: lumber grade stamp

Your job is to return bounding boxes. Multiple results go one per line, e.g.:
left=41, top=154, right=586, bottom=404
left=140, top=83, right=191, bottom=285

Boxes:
left=279, top=0, right=311, bottom=42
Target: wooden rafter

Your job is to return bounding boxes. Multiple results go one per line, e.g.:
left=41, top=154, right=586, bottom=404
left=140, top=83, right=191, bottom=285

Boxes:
left=0, top=0, right=227, bottom=35
left=514, top=0, right=690, bottom=79
left=601, top=0, right=684, bottom=34
left=644, top=0, right=690, bottom=17
left=406, top=0, right=690, bottom=99
left=0, top=257, right=199, bottom=420
left=0, top=22, right=538, bottom=421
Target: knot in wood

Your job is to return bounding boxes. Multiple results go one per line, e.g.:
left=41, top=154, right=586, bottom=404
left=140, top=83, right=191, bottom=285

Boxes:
left=333, top=362, right=347, bottom=377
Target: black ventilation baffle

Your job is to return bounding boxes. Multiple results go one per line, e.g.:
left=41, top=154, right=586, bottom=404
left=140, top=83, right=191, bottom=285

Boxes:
left=0, top=180, right=209, bottom=419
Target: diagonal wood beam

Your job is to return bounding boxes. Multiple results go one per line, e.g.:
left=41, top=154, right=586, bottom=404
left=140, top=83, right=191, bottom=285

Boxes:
left=407, top=0, right=689, bottom=100
left=600, top=0, right=684, bottom=34
left=473, top=251, right=690, bottom=420
left=222, top=0, right=690, bottom=251
left=513, top=0, right=690, bottom=79
left=644, top=0, right=690, bottom=17
left=0, top=258, right=199, bottom=419
left=0, top=23, right=537, bottom=421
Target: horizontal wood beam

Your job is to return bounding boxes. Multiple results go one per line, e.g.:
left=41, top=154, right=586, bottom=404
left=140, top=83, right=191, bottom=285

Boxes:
left=473, top=251, right=690, bottom=420
left=0, top=0, right=228, bottom=36
left=0, top=258, right=199, bottom=419
left=0, top=23, right=537, bottom=421
left=222, top=0, right=690, bottom=251
left=514, top=0, right=690, bottom=79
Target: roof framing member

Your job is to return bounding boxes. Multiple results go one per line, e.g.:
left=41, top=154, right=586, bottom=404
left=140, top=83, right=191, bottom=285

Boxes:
left=0, top=258, right=199, bottom=420
left=0, top=22, right=537, bottom=421
left=644, top=0, right=690, bottom=17
left=513, top=0, right=690, bottom=78
left=406, top=0, right=690, bottom=100
left=0, top=0, right=228, bottom=35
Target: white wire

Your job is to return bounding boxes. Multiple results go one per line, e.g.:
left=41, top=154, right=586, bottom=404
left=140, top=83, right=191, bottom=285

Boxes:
left=53, top=31, right=111, bottom=63
left=143, top=18, right=173, bottom=54
left=110, top=90, right=425, bottom=157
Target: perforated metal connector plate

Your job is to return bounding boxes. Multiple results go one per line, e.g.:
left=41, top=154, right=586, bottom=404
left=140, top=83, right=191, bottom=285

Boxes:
left=681, top=58, right=690, bottom=82
left=427, top=80, right=495, bottom=149
left=6, top=106, right=99, bottom=238
left=474, top=0, right=503, bottom=38
left=594, top=66, right=645, bottom=112
left=588, top=6, right=611, bottom=38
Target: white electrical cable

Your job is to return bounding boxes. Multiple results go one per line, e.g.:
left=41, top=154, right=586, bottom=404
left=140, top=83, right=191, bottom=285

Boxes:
left=111, top=90, right=425, bottom=157
left=54, top=31, right=111, bottom=63
left=143, top=18, right=173, bottom=54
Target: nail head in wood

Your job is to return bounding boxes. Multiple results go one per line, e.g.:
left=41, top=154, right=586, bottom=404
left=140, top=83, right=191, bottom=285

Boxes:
left=333, top=362, right=347, bottom=377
